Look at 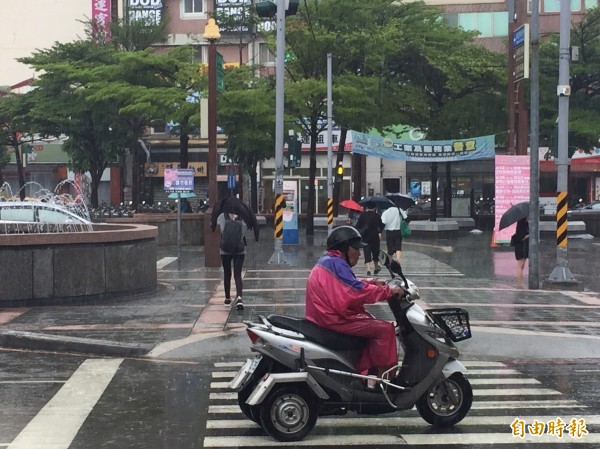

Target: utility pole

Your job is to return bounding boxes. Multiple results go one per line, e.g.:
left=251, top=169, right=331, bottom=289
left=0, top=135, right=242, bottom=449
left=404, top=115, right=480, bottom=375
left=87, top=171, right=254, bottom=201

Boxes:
left=529, top=0, right=540, bottom=289
left=268, top=0, right=287, bottom=264
left=326, top=53, right=333, bottom=235
left=547, top=0, right=577, bottom=285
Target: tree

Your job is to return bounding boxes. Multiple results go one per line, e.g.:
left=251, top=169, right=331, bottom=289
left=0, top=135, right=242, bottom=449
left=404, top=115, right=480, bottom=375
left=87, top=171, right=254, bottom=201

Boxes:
left=18, top=40, right=130, bottom=207
left=17, top=20, right=198, bottom=208
left=0, top=90, right=44, bottom=199
left=539, top=7, right=600, bottom=152
left=218, top=65, right=276, bottom=212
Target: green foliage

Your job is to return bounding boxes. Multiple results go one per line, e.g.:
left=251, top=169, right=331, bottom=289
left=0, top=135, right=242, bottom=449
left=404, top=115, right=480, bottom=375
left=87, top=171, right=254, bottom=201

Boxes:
left=539, top=7, right=600, bottom=150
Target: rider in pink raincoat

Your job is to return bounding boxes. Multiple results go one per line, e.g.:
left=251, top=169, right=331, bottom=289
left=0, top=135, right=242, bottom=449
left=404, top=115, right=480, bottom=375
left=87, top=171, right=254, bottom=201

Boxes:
left=305, top=226, right=404, bottom=376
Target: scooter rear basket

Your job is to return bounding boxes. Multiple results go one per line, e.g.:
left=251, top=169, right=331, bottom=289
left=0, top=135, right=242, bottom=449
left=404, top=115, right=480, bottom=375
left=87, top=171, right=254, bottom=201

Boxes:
left=428, top=308, right=472, bottom=342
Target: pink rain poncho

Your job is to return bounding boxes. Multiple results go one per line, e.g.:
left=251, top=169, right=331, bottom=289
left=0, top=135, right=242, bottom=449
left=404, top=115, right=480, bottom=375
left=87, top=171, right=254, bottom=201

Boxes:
left=305, top=250, right=397, bottom=373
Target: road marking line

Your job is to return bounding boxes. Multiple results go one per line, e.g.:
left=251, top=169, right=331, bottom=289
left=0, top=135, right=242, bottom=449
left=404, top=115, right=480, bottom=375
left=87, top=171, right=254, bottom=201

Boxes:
left=203, top=435, right=408, bottom=446
left=0, top=380, right=66, bottom=384
left=157, top=257, right=177, bottom=269
left=7, top=358, right=123, bottom=449
left=206, top=414, right=600, bottom=429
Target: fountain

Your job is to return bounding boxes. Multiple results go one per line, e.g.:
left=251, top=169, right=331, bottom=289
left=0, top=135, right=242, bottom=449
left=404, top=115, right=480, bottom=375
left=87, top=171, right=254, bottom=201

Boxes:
left=0, top=182, right=158, bottom=303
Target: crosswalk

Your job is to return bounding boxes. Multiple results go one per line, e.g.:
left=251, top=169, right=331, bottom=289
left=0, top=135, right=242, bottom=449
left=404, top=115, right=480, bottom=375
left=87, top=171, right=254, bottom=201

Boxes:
left=204, top=360, right=600, bottom=447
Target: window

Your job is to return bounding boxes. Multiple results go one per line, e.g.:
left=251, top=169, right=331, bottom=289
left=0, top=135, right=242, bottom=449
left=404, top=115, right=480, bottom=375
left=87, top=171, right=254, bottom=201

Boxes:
left=543, top=0, right=581, bottom=12
left=585, top=0, right=598, bottom=8
left=450, top=12, right=508, bottom=37
left=259, top=43, right=276, bottom=65
left=0, top=206, right=34, bottom=222
left=183, top=0, right=203, bottom=15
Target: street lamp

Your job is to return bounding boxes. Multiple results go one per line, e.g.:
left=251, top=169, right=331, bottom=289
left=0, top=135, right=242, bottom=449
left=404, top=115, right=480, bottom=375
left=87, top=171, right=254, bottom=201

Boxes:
left=203, top=17, right=221, bottom=268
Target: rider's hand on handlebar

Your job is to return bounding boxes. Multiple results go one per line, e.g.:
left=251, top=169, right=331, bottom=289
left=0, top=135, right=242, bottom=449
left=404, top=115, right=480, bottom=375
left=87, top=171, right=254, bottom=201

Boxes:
left=390, top=286, right=405, bottom=297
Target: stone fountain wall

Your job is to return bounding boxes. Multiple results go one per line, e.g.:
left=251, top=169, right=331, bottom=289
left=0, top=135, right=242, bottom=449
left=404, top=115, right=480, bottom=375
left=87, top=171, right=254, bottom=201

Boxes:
left=0, top=223, right=158, bottom=303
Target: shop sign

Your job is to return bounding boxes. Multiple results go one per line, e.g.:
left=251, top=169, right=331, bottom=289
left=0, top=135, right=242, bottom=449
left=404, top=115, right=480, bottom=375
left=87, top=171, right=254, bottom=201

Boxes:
left=351, top=131, right=495, bottom=162
left=164, top=168, right=195, bottom=193
left=215, top=0, right=251, bottom=33
left=127, top=0, right=163, bottom=26
left=145, top=162, right=207, bottom=177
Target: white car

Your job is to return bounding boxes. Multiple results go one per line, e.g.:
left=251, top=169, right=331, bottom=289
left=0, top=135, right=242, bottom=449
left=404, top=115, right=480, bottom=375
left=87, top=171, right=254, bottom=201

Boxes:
left=0, top=201, right=93, bottom=231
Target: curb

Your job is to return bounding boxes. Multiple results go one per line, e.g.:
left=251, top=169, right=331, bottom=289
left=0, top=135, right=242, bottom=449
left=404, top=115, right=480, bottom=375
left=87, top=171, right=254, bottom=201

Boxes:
left=0, top=330, right=152, bottom=357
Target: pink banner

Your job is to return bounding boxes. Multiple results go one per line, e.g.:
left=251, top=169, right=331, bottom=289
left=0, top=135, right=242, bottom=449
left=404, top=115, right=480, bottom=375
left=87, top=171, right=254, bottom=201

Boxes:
left=494, top=155, right=530, bottom=244
left=92, top=0, right=111, bottom=42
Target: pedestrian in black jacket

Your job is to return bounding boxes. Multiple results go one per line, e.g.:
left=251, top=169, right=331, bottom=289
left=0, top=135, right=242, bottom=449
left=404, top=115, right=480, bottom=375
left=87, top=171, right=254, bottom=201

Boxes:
left=355, top=202, right=385, bottom=275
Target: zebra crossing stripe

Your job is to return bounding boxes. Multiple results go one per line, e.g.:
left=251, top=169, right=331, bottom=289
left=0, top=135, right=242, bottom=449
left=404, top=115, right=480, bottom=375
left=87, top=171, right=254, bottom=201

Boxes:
left=204, top=433, right=600, bottom=446
left=205, top=415, right=600, bottom=429
left=7, top=359, right=123, bottom=449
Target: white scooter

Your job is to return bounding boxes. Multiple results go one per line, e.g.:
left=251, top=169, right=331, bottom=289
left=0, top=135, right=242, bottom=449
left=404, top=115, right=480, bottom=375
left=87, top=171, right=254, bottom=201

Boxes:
left=230, top=251, right=473, bottom=442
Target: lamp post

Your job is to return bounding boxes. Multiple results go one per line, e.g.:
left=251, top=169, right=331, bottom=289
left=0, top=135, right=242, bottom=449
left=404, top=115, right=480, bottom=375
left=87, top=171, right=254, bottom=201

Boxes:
left=203, top=17, right=221, bottom=268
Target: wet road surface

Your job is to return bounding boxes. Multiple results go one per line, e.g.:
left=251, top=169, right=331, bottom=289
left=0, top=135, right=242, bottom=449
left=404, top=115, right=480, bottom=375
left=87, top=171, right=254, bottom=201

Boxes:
left=2, top=230, right=600, bottom=448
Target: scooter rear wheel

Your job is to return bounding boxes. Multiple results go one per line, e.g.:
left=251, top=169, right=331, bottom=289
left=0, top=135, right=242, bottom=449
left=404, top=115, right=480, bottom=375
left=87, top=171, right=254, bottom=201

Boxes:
left=416, top=372, right=473, bottom=427
left=259, top=385, right=318, bottom=442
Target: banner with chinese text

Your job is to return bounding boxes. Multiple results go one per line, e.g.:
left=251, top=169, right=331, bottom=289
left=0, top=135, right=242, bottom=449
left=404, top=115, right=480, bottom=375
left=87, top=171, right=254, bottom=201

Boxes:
left=351, top=131, right=495, bottom=162
left=494, top=155, right=530, bottom=245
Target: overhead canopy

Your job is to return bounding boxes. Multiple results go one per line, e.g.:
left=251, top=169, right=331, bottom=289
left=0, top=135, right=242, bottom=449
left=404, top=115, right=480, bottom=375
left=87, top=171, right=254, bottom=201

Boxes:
left=351, top=131, right=495, bottom=162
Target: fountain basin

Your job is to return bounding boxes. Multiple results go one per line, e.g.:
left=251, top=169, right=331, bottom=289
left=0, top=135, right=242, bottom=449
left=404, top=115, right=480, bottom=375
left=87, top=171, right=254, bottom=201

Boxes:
left=0, top=223, right=158, bottom=303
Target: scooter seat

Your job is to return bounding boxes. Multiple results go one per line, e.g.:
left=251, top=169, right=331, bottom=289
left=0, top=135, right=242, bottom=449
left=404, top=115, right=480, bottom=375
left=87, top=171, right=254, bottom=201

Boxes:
left=267, top=314, right=368, bottom=350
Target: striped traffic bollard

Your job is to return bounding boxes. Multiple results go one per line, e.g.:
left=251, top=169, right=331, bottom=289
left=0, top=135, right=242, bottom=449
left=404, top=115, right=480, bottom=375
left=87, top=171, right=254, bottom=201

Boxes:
left=274, top=193, right=284, bottom=239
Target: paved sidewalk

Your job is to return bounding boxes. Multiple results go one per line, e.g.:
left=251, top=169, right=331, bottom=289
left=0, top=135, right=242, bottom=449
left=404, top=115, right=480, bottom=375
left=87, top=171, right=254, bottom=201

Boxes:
left=1, top=229, right=600, bottom=359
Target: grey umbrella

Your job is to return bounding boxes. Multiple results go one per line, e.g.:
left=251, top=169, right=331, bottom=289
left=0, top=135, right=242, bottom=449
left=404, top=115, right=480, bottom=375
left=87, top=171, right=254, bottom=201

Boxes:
left=499, top=202, right=530, bottom=230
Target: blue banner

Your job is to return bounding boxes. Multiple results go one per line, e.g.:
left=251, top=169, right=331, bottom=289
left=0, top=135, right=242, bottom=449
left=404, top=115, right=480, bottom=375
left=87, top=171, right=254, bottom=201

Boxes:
left=351, top=131, right=495, bottom=162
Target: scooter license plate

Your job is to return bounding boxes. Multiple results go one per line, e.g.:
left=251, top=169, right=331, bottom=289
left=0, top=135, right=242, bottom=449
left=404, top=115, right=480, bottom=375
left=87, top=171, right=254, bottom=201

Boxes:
left=229, top=355, right=263, bottom=390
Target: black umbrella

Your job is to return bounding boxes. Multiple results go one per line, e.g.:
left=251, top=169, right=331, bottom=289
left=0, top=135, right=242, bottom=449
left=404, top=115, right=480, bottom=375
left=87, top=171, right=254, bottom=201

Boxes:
left=359, top=195, right=396, bottom=212
left=385, top=193, right=416, bottom=210
left=211, top=196, right=259, bottom=241
left=499, top=202, right=530, bottom=230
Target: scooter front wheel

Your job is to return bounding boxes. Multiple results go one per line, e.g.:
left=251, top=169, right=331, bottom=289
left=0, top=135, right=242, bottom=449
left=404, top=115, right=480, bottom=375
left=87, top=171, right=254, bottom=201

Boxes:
left=259, top=385, right=318, bottom=442
left=416, top=372, right=473, bottom=427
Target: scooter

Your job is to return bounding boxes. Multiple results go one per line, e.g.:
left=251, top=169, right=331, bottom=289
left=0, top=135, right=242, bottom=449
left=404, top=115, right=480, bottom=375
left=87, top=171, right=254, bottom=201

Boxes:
left=230, top=250, right=473, bottom=442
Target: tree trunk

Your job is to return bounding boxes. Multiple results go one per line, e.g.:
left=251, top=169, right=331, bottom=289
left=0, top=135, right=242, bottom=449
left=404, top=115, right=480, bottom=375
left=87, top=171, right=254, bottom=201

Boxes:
left=307, top=133, right=318, bottom=236
left=13, top=135, right=26, bottom=201
left=180, top=133, right=189, bottom=168
left=332, top=128, right=348, bottom=217
left=90, top=169, right=102, bottom=208
left=131, top=138, right=140, bottom=210
left=249, top=162, right=258, bottom=213
left=430, top=162, right=438, bottom=222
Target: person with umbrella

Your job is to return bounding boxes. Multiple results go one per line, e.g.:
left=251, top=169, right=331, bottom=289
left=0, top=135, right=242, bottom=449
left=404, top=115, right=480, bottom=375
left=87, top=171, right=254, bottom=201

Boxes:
left=499, top=202, right=530, bottom=286
left=381, top=204, right=408, bottom=264
left=212, top=195, right=260, bottom=310
left=513, top=217, right=529, bottom=286
left=354, top=201, right=384, bottom=276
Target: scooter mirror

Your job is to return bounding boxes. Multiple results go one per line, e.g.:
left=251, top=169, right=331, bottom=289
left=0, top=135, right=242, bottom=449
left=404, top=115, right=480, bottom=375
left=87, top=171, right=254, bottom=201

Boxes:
left=378, top=250, right=390, bottom=268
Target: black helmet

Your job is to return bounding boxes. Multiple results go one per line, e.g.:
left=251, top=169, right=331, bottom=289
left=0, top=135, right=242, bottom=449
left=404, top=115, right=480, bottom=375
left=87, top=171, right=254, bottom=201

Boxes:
left=327, top=226, right=367, bottom=251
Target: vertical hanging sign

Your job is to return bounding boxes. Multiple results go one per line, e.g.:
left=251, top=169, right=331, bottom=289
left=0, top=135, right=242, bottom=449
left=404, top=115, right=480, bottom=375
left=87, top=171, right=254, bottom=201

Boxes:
left=92, top=0, right=112, bottom=42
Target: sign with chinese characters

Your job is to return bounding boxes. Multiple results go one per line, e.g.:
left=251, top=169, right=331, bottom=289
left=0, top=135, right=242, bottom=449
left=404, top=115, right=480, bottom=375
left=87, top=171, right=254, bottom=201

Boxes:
left=494, top=155, right=530, bottom=244
left=351, top=131, right=495, bottom=162
left=127, top=0, right=163, bottom=26
left=92, top=0, right=111, bottom=42
left=164, top=168, right=195, bottom=193
left=145, top=162, right=207, bottom=177
left=214, top=0, right=251, bottom=33
left=513, top=24, right=530, bottom=82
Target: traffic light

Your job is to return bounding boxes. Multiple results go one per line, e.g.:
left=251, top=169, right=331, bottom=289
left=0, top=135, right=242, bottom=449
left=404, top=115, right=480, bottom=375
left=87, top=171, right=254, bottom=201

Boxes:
left=335, top=162, right=344, bottom=183
left=287, top=138, right=302, bottom=168
left=255, top=0, right=276, bottom=18
left=255, top=0, right=299, bottom=18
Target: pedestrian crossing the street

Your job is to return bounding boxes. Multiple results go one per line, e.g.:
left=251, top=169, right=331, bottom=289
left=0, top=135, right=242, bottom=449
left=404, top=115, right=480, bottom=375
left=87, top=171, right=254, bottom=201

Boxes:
left=204, top=360, right=600, bottom=447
